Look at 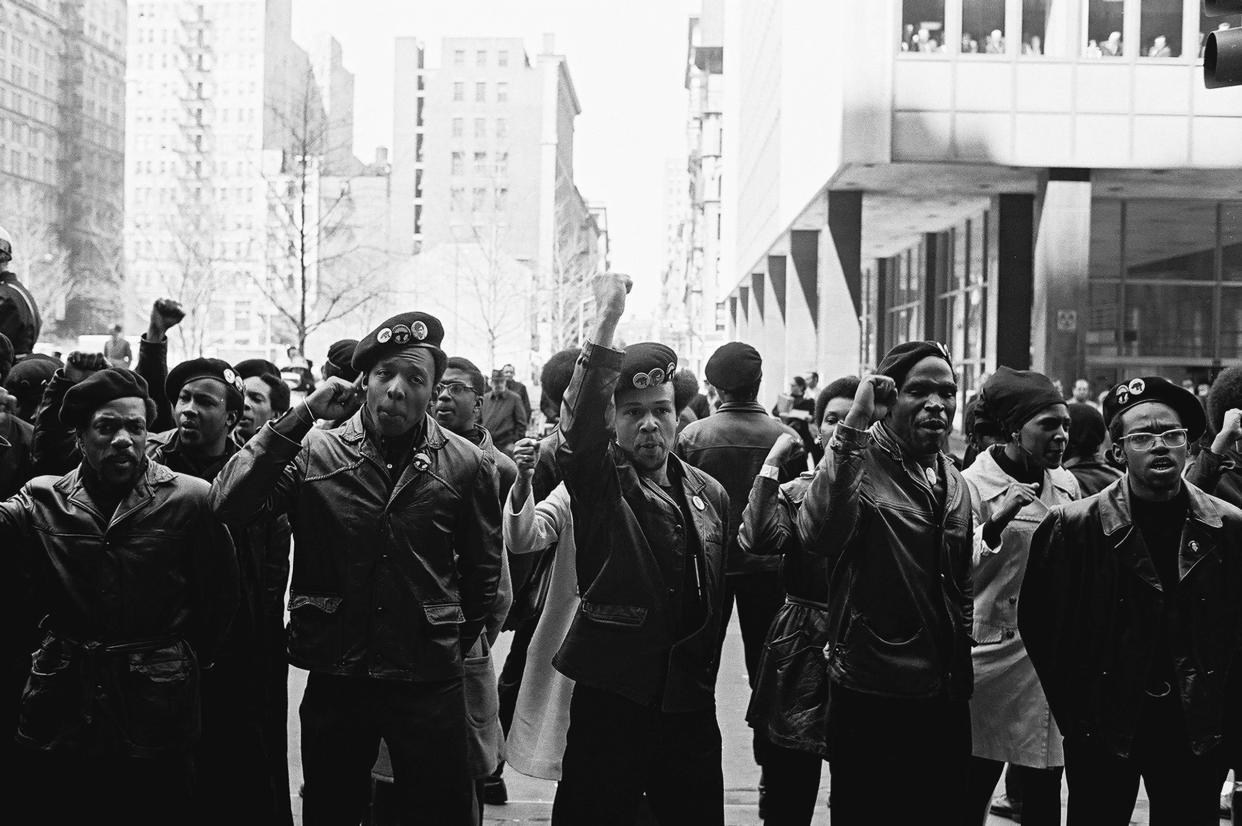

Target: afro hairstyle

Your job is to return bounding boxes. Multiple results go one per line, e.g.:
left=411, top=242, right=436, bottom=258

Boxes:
left=1208, top=366, right=1242, bottom=435
left=445, top=356, right=487, bottom=397
left=814, top=375, right=861, bottom=425
left=540, top=348, right=581, bottom=409
left=672, top=368, right=700, bottom=414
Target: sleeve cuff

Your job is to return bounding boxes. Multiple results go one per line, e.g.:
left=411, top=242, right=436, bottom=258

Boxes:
left=831, top=423, right=872, bottom=452
left=581, top=339, right=624, bottom=366
left=265, top=409, right=312, bottom=455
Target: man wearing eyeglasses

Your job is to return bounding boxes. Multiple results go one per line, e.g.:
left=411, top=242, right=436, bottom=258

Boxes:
left=1021, top=376, right=1241, bottom=825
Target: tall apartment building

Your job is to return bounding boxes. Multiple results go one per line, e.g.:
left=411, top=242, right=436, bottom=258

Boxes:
left=124, top=0, right=332, bottom=363
left=662, top=5, right=726, bottom=375
left=721, top=0, right=1242, bottom=410
left=0, top=0, right=126, bottom=336
left=393, top=34, right=605, bottom=375
left=309, top=33, right=359, bottom=175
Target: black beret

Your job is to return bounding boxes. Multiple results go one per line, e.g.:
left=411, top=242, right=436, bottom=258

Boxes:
left=977, top=366, right=1065, bottom=434
left=704, top=342, right=762, bottom=392
left=877, top=341, right=953, bottom=388
left=6, top=353, right=60, bottom=392
left=326, top=339, right=360, bottom=382
left=167, top=357, right=245, bottom=412
left=60, top=368, right=150, bottom=429
left=234, top=358, right=280, bottom=380
left=619, top=342, right=677, bottom=394
left=352, top=312, right=446, bottom=379
left=1103, top=376, right=1207, bottom=441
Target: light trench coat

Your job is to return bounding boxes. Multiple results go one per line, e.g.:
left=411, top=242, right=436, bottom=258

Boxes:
left=503, top=482, right=579, bottom=781
left=962, top=448, right=1079, bottom=767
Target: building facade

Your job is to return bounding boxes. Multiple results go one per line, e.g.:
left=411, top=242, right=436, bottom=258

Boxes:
left=720, top=0, right=1242, bottom=412
left=392, top=34, right=605, bottom=376
left=0, top=0, right=126, bottom=337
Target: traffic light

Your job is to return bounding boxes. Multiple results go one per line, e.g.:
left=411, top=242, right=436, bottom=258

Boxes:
left=1204, top=1, right=1242, bottom=88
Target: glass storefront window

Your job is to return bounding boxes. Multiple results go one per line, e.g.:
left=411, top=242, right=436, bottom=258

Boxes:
left=1124, top=201, right=1217, bottom=282
left=901, top=0, right=946, bottom=53
left=1089, top=200, right=1122, bottom=280
left=1022, top=0, right=1049, bottom=54
left=1123, top=283, right=1215, bottom=358
left=962, top=0, right=1007, bottom=54
left=1140, top=0, right=1182, bottom=58
left=1024, top=0, right=1078, bottom=56
left=1220, top=287, right=1242, bottom=360
left=1087, top=281, right=1121, bottom=357
left=1084, top=0, right=1126, bottom=58
left=1223, top=202, right=1242, bottom=282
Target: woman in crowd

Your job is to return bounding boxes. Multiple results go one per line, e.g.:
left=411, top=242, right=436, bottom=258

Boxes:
left=962, top=367, right=1079, bottom=826
left=740, top=375, right=858, bottom=826
left=1061, top=401, right=1123, bottom=496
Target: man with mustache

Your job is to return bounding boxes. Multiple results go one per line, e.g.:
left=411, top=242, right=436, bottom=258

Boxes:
left=3, top=368, right=238, bottom=825
left=550, top=273, right=729, bottom=825
left=796, top=340, right=975, bottom=824
left=210, top=311, right=503, bottom=826
left=1021, top=377, right=1241, bottom=824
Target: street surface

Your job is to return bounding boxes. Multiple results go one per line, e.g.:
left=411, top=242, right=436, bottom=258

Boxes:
left=286, top=615, right=1156, bottom=825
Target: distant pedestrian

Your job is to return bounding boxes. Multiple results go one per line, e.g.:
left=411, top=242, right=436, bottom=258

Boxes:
left=0, top=225, right=41, bottom=356
left=483, top=368, right=528, bottom=455
left=1022, top=377, right=1241, bottom=825
left=105, top=324, right=132, bottom=368
left=502, top=363, right=532, bottom=420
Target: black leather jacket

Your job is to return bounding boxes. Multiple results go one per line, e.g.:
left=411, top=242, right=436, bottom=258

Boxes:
left=676, top=401, right=802, bottom=575
left=740, top=471, right=827, bottom=604
left=554, top=342, right=729, bottom=713
left=796, top=422, right=975, bottom=701
left=1020, top=479, right=1242, bottom=759
left=0, top=461, right=239, bottom=756
left=208, top=407, right=503, bottom=682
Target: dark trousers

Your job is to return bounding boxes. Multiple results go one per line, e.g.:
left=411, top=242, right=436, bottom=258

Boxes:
left=552, top=684, right=724, bottom=826
left=966, top=756, right=1063, bottom=826
left=756, top=739, right=823, bottom=825
left=716, top=572, right=785, bottom=765
left=16, top=748, right=193, bottom=826
left=1063, top=696, right=1231, bottom=826
left=497, top=613, right=538, bottom=737
left=827, top=686, right=971, bottom=825
left=300, top=673, right=474, bottom=826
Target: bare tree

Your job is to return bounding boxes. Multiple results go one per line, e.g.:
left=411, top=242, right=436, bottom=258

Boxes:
left=254, top=66, right=395, bottom=354
left=545, top=189, right=602, bottom=352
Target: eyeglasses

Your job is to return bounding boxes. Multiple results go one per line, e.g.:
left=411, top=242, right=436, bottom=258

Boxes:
left=1118, top=428, right=1188, bottom=451
left=435, top=381, right=478, bottom=397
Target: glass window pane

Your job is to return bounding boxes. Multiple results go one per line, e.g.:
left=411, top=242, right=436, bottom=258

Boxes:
left=966, top=288, right=985, bottom=360
left=1223, top=202, right=1242, bottom=281
left=1124, top=200, right=1217, bottom=282
left=1124, top=283, right=1215, bottom=358
left=901, top=0, right=946, bottom=52
left=1087, top=281, right=1121, bottom=356
left=1085, top=0, right=1126, bottom=58
left=1140, top=0, right=1182, bottom=58
left=1022, top=0, right=1049, bottom=54
left=969, top=217, right=985, bottom=286
left=1198, top=13, right=1242, bottom=58
left=1220, top=287, right=1242, bottom=359
left=952, top=223, right=968, bottom=290
left=1089, top=201, right=1122, bottom=280
left=963, top=0, right=1007, bottom=54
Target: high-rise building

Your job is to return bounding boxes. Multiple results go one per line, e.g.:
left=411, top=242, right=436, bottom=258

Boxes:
left=721, top=0, right=1242, bottom=408
left=393, top=34, right=605, bottom=374
left=309, top=33, right=359, bottom=176
left=0, top=0, right=126, bottom=336
left=124, top=0, right=336, bottom=363
left=663, top=3, right=726, bottom=375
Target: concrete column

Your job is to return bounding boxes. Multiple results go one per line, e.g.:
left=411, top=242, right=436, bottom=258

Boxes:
left=763, top=257, right=788, bottom=409
left=817, top=195, right=863, bottom=380
left=1032, top=173, right=1092, bottom=388
left=997, top=193, right=1036, bottom=370
left=787, top=231, right=819, bottom=379
left=739, top=284, right=751, bottom=342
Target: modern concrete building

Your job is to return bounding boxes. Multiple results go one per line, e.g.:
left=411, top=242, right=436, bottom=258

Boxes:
left=393, top=34, right=606, bottom=376
left=720, top=0, right=1242, bottom=411
left=0, top=0, right=127, bottom=336
left=663, top=4, right=727, bottom=375
left=309, top=33, right=360, bottom=176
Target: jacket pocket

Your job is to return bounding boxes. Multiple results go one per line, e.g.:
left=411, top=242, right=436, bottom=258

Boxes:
left=288, top=593, right=344, bottom=663
left=423, top=603, right=466, bottom=626
left=18, top=637, right=80, bottom=748
left=118, top=642, right=200, bottom=753
left=580, top=600, right=648, bottom=628
left=840, top=616, right=938, bottom=692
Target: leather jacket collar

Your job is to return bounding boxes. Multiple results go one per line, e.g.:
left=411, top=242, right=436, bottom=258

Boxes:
left=1098, top=477, right=1220, bottom=588
left=869, top=421, right=961, bottom=505
left=713, top=400, right=769, bottom=415
left=56, top=460, right=176, bottom=528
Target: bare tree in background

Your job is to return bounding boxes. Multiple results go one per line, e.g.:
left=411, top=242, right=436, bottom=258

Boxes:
left=546, top=191, right=601, bottom=352
left=155, top=212, right=225, bottom=359
left=255, top=67, right=395, bottom=354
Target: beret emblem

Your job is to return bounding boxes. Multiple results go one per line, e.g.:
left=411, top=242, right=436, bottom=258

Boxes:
left=223, top=368, right=237, bottom=384
left=412, top=321, right=428, bottom=341
left=391, top=324, right=412, bottom=345
left=1128, top=378, right=1145, bottom=396
left=376, top=328, right=392, bottom=344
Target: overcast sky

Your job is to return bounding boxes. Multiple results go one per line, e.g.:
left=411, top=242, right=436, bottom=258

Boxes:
left=291, top=0, right=701, bottom=313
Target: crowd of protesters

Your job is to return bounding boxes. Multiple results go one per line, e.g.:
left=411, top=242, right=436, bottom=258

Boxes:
left=0, top=221, right=1238, bottom=826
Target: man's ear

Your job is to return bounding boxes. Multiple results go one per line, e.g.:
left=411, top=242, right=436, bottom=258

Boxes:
left=1109, top=440, right=1127, bottom=468
left=227, top=409, right=240, bottom=430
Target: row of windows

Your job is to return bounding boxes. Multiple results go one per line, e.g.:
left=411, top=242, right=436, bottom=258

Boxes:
left=451, top=117, right=508, bottom=139
left=129, top=213, right=257, bottom=233
left=449, top=151, right=509, bottom=176
left=0, top=87, right=55, bottom=124
left=132, top=158, right=257, bottom=178
left=901, top=0, right=1239, bottom=59
left=131, top=186, right=258, bottom=205
left=448, top=186, right=510, bottom=212
left=0, top=146, right=54, bottom=182
left=452, top=81, right=510, bottom=104
left=453, top=48, right=511, bottom=68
